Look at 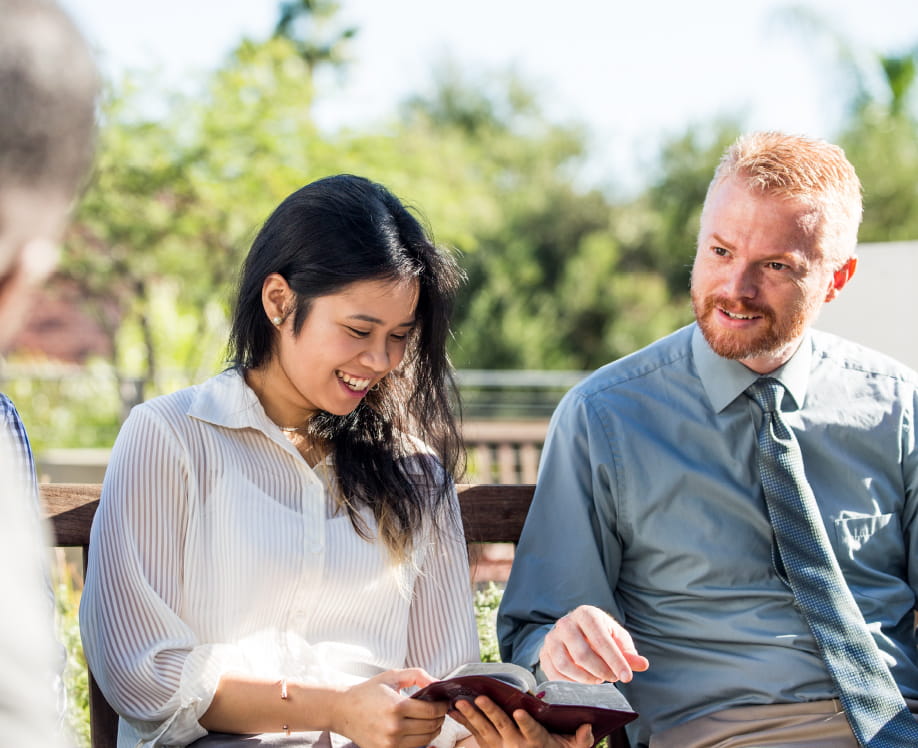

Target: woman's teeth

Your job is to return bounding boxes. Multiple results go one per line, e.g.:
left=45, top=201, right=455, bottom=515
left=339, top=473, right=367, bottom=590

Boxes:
left=337, top=371, right=371, bottom=391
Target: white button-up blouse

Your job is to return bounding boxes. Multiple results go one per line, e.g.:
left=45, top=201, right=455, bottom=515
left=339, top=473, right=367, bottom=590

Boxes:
left=79, top=369, right=479, bottom=747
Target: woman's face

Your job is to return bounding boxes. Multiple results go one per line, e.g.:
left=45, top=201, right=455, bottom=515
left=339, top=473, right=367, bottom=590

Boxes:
left=257, top=275, right=419, bottom=423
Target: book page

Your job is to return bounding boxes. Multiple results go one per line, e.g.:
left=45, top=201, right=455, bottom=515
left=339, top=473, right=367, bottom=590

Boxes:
left=537, top=681, right=633, bottom=711
left=444, top=661, right=537, bottom=693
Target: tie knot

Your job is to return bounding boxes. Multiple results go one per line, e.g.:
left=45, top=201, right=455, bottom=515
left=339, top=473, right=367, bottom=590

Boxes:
left=746, top=377, right=784, bottom=414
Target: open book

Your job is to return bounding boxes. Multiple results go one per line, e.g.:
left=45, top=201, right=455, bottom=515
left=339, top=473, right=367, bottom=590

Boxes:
left=413, top=661, right=637, bottom=745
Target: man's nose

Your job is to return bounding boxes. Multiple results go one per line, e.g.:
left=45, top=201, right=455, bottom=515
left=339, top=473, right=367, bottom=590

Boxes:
left=723, top=264, right=759, bottom=299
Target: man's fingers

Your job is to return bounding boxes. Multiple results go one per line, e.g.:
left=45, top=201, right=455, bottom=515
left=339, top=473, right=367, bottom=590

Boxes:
left=625, top=651, right=650, bottom=672
left=544, top=605, right=650, bottom=684
left=580, top=611, right=648, bottom=667
left=542, top=639, right=607, bottom=683
left=575, top=610, right=649, bottom=680
left=547, top=613, right=620, bottom=682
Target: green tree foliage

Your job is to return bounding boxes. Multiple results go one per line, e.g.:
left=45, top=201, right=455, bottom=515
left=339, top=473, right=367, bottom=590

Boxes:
left=28, top=2, right=918, bottom=443
left=778, top=5, right=918, bottom=243
left=60, top=35, right=339, bottom=413
left=58, top=41, right=696, bottom=393
left=836, top=49, right=918, bottom=242
left=474, top=582, right=504, bottom=663
left=273, top=0, right=357, bottom=69
left=841, top=110, right=918, bottom=243
left=615, top=121, right=741, bottom=295
left=399, top=64, right=691, bottom=370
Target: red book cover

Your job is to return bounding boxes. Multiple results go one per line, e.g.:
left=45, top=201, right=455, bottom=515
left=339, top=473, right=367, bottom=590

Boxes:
left=413, top=663, right=637, bottom=747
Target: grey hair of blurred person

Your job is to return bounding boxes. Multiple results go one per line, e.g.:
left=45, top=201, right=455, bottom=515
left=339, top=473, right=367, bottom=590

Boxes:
left=0, top=0, right=99, bottom=348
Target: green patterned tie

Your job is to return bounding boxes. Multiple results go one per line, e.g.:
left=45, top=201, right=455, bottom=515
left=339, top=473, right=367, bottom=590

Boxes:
left=747, top=378, right=918, bottom=747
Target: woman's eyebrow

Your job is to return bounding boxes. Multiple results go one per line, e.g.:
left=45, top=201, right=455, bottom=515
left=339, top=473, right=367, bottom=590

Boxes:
left=348, top=313, right=416, bottom=326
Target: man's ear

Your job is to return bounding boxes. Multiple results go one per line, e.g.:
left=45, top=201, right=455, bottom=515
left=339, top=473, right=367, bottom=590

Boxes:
left=824, top=256, right=857, bottom=303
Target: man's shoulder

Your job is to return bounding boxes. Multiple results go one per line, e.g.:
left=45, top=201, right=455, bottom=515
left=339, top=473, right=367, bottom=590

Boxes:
left=571, top=324, right=696, bottom=402
left=811, top=328, right=918, bottom=386
left=0, top=393, right=29, bottom=445
left=0, top=392, right=18, bottom=423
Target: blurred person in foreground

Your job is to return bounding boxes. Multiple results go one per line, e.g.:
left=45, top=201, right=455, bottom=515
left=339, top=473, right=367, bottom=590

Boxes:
left=0, top=391, right=69, bottom=716
left=498, top=132, right=918, bottom=747
left=0, top=0, right=99, bottom=745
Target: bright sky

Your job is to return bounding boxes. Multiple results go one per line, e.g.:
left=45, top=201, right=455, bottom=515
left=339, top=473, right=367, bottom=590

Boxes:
left=60, top=0, right=918, bottom=191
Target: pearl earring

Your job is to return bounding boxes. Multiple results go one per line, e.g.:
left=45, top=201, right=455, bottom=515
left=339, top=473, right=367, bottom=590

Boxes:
left=272, top=316, right=282, bottom=326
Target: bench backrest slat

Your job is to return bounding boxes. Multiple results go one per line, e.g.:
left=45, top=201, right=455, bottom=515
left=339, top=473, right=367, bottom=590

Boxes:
left=42, top=483, right=535, bottom=547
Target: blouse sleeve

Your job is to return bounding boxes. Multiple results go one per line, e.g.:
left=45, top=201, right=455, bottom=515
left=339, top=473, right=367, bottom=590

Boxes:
left=79, top=404, right=244, bottom=745
left=405, top=481, right=480, bottom=748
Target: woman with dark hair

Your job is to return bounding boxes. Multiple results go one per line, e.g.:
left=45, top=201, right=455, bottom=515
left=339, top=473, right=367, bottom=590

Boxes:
left=79, top=175, right=478, bottom=748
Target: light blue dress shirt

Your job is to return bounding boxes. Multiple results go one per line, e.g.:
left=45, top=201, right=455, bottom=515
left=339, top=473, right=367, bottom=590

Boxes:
left=497, top=323, right=918, bottom=747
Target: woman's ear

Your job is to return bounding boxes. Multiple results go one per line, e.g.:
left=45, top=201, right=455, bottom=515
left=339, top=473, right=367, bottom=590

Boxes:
left=824, top=256, right=857, bottom=303
left=262, top=273, right=292, bottom=325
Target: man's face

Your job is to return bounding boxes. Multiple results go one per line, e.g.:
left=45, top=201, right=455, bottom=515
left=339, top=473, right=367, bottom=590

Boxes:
left=690, top=176, right=842, bottom=374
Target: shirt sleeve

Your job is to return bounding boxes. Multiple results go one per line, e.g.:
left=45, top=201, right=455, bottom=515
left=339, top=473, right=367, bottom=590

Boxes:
left=404, top=482, right=478, bottom=748
left=79, top=404, right=243, bottom=745
left=0, top=430, right=68, bottom=748
left=497, top=389, right=624, bottom=671
left=0, top=395, right=69, bottom=721
left=0, top=394, right=39, bottom=505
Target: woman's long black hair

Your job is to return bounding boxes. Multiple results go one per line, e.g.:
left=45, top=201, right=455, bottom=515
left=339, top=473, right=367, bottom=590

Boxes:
left=228, top=174, right=465, bottom=560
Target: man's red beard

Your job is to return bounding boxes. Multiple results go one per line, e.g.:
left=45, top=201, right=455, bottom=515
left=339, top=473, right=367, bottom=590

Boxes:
left=691, top=292, right=807, bottom=361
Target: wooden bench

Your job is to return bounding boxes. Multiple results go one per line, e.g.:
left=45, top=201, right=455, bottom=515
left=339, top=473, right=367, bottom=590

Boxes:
left=41, top=482, right=629, bottom=748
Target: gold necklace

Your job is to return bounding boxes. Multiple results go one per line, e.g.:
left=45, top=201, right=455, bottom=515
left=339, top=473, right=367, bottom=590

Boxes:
left=278, top=427, right=326, bottom=466
left=278, top=424, right=309, bottom=434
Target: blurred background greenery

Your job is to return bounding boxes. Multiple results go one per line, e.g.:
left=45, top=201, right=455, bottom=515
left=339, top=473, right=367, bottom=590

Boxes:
left=6, top=1, right=918, bottom=453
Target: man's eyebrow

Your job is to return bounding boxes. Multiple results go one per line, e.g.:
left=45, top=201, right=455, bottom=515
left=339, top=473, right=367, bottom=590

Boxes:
left=710, top=233, right=805, bottom=259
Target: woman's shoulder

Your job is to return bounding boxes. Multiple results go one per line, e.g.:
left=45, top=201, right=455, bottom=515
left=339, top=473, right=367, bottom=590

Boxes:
left=128, top=381, right=203, bottom=423
left=125, top=371, right=242, bottom=434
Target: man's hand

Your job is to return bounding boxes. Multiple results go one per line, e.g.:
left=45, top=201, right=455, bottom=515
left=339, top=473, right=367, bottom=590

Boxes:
left=540, top=605, right=649, bottom=684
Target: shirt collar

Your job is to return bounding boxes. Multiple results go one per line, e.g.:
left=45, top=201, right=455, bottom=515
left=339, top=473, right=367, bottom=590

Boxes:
left=692, top=324, right=812, bottom=413
left=185, top=369, right=333, bottom=470
left=187, top=368, right=274, bottom=432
